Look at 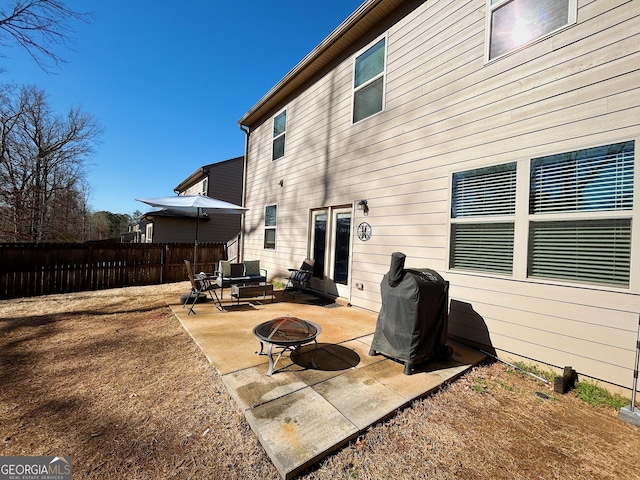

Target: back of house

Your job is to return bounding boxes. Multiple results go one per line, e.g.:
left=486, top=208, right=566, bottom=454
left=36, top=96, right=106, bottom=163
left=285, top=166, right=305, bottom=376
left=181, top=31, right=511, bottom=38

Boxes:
left=238, top=0, right=640, bottom=393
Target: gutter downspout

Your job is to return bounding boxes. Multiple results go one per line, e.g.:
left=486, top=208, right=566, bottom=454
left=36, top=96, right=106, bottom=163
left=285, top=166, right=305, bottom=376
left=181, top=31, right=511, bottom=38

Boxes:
left=239, top=123, right=250, bottom=263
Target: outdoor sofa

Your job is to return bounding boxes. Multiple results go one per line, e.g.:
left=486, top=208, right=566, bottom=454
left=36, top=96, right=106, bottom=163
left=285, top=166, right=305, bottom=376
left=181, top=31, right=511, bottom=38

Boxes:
left=215, top=260, right=267, bottom=295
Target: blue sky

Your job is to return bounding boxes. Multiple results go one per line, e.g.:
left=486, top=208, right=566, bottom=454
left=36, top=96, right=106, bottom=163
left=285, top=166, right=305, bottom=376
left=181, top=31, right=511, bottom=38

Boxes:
left=1, top=0, right=364, bottom=216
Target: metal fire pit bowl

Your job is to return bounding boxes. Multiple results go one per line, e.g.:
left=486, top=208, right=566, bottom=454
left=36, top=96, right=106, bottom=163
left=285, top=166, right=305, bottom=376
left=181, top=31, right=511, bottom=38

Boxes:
left=253, top=316, right=322, bottom=376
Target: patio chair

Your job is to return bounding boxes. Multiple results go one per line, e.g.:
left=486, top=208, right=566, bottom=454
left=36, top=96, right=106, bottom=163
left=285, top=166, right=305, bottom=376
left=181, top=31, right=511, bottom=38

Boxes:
left=284, top=258, right=315, bottom=298
left=183, top=260, right=223, bottom=314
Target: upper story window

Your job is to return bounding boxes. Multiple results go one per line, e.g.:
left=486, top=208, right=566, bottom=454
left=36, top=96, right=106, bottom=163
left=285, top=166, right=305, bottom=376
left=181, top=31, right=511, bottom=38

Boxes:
left=486, top=0, right=577, bottom=61
left=272, top=110, right=286, bottom=160
left=353, top=37, right=386, bottom=123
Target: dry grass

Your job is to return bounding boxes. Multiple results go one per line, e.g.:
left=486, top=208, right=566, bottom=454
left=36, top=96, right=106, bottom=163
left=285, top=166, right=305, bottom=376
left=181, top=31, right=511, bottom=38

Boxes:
left=2, top=284, right=640, bottom=479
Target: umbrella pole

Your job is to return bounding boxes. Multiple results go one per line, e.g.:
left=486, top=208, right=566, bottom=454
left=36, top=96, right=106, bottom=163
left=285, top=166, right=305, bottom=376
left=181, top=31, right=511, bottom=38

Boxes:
left=194, top=207, right=200, bottom=271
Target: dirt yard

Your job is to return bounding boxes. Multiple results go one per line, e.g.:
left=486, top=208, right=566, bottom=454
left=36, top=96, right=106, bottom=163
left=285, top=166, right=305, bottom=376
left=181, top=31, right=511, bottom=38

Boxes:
left=1, top=284, right=639, bottom=479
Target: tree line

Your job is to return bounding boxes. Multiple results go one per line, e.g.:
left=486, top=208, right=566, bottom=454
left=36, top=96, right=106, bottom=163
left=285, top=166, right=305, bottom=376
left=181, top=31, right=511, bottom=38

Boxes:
left=0, top=83, right=102, bottom=242
left=0, top=1, right=133, bottom=243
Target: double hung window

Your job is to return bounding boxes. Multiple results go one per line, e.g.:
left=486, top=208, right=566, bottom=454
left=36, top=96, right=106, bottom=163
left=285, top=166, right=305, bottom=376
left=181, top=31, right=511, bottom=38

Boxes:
left=528, top=142, right=634, bottom=286
left=273, top=110, right=286, bottom=160
left=264, top=204, right=277, bottom=249
left=353, top=37, right=386, bottom=123
left=486, top=0, right=576, bottom=61
left=450, top=163, right=517, bottom=274
left=449, top=141, right=635, bottom=288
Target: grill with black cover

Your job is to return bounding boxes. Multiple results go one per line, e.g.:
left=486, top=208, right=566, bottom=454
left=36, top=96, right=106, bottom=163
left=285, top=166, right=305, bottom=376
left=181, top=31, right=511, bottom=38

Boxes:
left=369, top=252, right=452, bottom=374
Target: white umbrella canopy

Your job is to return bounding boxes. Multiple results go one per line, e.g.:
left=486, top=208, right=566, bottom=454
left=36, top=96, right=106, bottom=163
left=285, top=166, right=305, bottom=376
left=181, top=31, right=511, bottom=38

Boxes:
left=136, top=195, right=248, bottom=214
left=136, top=195, right=248, bottom=270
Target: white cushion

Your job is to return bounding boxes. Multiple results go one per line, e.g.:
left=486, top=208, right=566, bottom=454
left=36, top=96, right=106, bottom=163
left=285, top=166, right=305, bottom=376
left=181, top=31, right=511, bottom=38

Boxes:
left=219, top=260, right=231, bottom=278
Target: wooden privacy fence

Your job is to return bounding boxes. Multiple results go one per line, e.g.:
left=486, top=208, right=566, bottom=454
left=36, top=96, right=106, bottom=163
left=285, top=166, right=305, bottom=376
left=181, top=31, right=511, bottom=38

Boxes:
left=0, top=242, right=227, bottom=299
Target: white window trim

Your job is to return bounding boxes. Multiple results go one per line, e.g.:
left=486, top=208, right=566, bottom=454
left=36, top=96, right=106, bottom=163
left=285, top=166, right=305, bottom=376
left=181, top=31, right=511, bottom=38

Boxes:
left=264, top=204, right=278, bottom=250
left=351, top=34, right=388, bottom=125
left=512, top=159, right=530, bottom=278
left=272, top=108, right=287, bottom=161
left=631, top=144, right=640, bottom=289
left=447, top=139, right=638, bottom=292
left=145, top=223, right=153, bottom=243
left=484, top=0, right=578, bottom=64
left=449, top=162, right=517, bottom=277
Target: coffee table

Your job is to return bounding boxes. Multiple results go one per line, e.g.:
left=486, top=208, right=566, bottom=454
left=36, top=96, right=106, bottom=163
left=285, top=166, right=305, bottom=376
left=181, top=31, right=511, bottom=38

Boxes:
left=231, top=283, right=274, bottom=305
left=253, top=316, right=322, bottom=376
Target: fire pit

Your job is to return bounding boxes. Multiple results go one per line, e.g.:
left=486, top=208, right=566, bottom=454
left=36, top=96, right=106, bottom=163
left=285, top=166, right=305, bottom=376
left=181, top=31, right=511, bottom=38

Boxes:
left=253, top=316, right=321, bottom=376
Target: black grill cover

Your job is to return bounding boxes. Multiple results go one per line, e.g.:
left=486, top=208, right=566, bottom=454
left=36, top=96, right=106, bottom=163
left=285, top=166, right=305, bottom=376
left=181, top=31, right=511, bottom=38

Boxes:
left=370, top=252, right=450, bottom=374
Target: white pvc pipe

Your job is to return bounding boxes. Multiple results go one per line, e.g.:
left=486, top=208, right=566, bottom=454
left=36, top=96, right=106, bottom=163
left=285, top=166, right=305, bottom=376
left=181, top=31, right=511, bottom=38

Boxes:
left=480, top=349, right=551, bottom=385
left=630, top=314, right=640, bottom=412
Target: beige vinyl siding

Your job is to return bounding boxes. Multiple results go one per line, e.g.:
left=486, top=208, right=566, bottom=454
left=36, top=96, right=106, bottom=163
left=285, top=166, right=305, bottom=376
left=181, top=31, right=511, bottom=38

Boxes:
left=448, top=273, right=640, bottom=387
left=182, top=180, right=206, bottom=196
left=242, top=0, right=640, bottom=389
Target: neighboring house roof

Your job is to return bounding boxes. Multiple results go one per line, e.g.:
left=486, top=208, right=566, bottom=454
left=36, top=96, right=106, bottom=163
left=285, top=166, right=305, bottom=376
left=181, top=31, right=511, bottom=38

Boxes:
left=238, top=0, right=404, bottom=127
left=173, top=155, right=244, bottom=193
left=133, top=157, right=243, bottom=245
left=141, top=209, right=210, bottom=221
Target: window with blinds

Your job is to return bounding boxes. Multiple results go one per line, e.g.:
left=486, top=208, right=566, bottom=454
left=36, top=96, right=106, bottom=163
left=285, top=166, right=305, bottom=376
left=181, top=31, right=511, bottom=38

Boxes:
left=528, top=219, right=631, bottom=286
left=449, top=141, right=634, bottom=288
left=530, top=142, right=634, bottom=214
left=450, top=163, right=516, bottom=274
left=452, top=163, right=516, bottom=217
left=353, top=37, right=386, bottom=123
left=451, top=223, right=515, bottom=274
left=528, top=141, right=634, bottom=287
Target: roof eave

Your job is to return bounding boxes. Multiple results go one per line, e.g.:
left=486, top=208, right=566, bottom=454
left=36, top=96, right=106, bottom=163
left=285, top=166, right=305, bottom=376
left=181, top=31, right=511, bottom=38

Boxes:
left=173, top=167, right=207, bottom=194
left=238, top=0, right=402, bottom=128
left=173, top=156, right=245, bottom=194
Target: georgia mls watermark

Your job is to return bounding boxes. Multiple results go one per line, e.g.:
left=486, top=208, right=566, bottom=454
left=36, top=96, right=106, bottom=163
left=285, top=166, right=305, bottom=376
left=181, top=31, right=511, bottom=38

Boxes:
left=0, top=456, right=71, bottom=480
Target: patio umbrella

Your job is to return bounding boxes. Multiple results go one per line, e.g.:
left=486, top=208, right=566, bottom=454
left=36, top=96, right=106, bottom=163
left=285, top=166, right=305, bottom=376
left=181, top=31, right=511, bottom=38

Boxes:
left=136, top=195, right=248, bottom=270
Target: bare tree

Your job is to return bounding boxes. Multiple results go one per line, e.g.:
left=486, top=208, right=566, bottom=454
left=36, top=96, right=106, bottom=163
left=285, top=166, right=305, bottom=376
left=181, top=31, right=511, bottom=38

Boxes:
left=0, top=84, right=101, bottom=242
left=89, top=211, right=131, bottom=241
left=0, top=0, right=89, bottom=71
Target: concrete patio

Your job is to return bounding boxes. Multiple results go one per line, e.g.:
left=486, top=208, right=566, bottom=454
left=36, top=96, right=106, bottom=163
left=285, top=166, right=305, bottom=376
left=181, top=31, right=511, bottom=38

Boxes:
left=169, top=290, right=485, bottom=479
